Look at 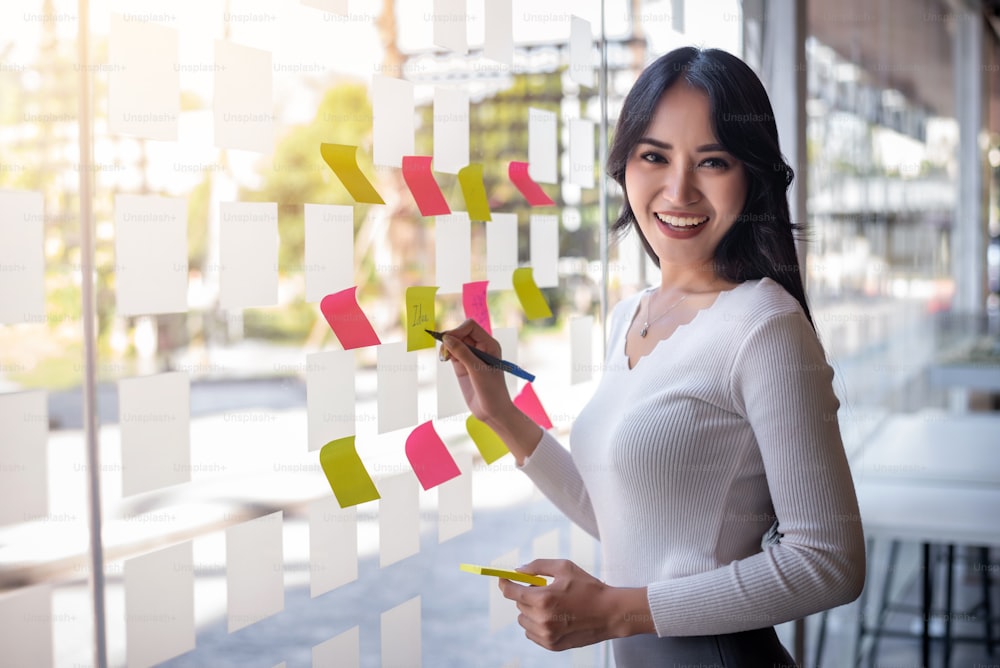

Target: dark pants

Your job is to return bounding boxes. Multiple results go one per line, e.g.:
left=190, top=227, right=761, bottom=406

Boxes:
left=612, top=626, right=798, bottom=667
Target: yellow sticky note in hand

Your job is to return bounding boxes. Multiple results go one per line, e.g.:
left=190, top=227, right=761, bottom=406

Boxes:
left=459, top=563, right=547, bottom=586
left=512, top=267, right=553, bottom=320
left=466, top=415, right=510, bottom=464
left=319, top=436, right=381, bottom=508
left=405, top=286, right=438, bottom=351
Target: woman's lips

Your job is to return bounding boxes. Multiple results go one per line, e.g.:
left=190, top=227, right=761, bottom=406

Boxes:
left=653, top=212, right=709, bottom=237
left=654, top=212, right=709, bottom=228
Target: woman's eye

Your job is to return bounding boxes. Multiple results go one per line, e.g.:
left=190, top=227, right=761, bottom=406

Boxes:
left=640, top=152, right=665, bottom=164
left=701, top=157, right=729, bottom=169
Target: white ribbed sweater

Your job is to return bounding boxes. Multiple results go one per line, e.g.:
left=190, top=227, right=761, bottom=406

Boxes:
left=520, top=278, right=865, bottom=646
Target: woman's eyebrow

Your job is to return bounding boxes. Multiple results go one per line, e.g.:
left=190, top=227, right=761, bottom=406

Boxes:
left=636, top=137, right=727, bottom=153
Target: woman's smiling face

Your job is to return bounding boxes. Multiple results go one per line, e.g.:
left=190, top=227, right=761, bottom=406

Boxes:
left=623, top=81, right=748, bottom=272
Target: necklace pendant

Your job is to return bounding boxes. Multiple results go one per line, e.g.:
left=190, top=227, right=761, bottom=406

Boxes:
left=640, top=322, right=649, bottom=337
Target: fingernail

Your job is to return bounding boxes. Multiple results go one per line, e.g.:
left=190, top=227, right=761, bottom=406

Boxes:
left=439, top=346, right=451, bottom=362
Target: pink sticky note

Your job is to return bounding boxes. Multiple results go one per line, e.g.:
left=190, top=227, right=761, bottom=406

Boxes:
left=404, top=421, right=461, bottom=490
left=462, top=281, right=491, bottom=335
left=402, top=156, right=451, bottom=216
left=320, top=286, right=381, bottom=350
left=513, top=383, right=552, bottom=429
left=509, top=161, right=555, bottom=206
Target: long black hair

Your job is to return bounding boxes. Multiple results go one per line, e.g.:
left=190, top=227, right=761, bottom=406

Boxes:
left=608, top=46, right=813, bottom=327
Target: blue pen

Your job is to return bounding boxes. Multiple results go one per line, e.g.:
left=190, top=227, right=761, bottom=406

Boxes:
left=425, top=329, right=536, bottom=383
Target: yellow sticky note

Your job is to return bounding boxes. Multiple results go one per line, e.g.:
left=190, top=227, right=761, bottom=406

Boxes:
left=319, top=436, right=381, bottom=508
left=459, top=563, right=547, bottom=586
left=320, top=143, right=385, bottom=205
left=405, top=286, right=438, bottom=351
left=466, top=415, right=509, bottom=464
left=457, top=163, right=492, bottom=221
left=512, top=267, right=553, bottom=320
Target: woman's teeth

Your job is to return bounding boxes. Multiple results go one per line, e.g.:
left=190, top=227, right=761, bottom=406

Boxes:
left=654, top=213, right=708, bottom=227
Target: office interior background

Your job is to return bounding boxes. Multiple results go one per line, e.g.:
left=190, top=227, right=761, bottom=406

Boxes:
left=0, top=0, right=997, bottom=666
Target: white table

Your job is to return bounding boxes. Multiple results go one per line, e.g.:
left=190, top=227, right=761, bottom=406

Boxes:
left=851, top=411, right=1000, bottom=486
left=846, top=412, right=1000, bottom=667
left=854, top=479, right=1000, bottom=547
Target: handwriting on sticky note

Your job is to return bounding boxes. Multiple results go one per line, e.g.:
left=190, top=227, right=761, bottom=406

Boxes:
left=320, top=286, right=381, bottom=349
left=402, top=156, right=451, bottom=216
left=406, top=286, right=438, bottom=351
left=319, top=436, right=381, bottom=508
left=405, top=421, right=462, bottom=490
left=320, top=143, right=385, bottom=204
left=465, top=415, right=510, bottom=464
left=513, top=383, right=553, bottom=429
left=462, top=281, right=491, bottom=334
left=457, top=163, right=492, bottom=221
left=512, top=267, right=552, bottom=320
left=508, top=161, right=555, bottom=206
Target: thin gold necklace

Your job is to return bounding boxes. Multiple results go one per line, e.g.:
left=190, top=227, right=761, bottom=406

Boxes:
left=640, top=291, right=688, bottom=337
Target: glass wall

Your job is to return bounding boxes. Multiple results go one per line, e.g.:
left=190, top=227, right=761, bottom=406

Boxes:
left=0, top=1, right=738, bottom=667
left=804, top=3, right=962, bottom=445
left=5, top=1, right=986, bottom=666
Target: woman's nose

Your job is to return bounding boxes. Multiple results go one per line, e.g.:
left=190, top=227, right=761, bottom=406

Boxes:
left=661, top=165, right=699, bottom=205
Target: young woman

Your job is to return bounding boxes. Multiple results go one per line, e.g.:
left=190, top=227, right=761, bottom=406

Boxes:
left=440, top=46, right=865, bottom=666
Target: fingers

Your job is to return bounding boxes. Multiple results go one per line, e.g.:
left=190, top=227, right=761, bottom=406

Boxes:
left=442, top=319, right=502, bottom=357
left=518, top=559, right=571, bottom=578
left=498, top=578, right=536, bottom=606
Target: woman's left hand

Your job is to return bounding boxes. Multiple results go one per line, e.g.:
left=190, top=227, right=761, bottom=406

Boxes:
left=498, top=559, right=655, bottom=651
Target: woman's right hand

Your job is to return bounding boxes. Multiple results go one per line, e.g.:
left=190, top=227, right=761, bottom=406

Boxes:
left=440, top=319, right=544, bottom=465
left=439, top=319, right=515, bottom=426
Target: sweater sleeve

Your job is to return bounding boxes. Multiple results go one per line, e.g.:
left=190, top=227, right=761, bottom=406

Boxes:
left=518, top=429, right=601, bottom=539
left=646, top=310, right=866, bottom=636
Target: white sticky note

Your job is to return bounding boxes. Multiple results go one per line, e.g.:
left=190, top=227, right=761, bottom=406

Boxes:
left=0, top=191, right=44, bottom=325
left=219, top=202, right=278, bottom=310
left=377, top=342, right=418, bottom=434
left=214, top=40, right=274, bottom=153
left=484, top=0, right=513, bottom=66
left=528, top=108, right=557, bottom=184
left=0, top=391, right=48, bottom=526
left=313, top=626, right=359, bottom=668
left=379, top=474, right=420, bottom=567
left=433, top=0, right=468, bottom=54
left=489, top=549, right=519, bottom=631
left=532, top=528, right=559, bottom=561
left=304, top=204, right=353, bottom=303
left=433, top=88, right=470, bottom=174
left=372, top=76, right=415, bottom=168
left=569, top=16, right=594, bottom=88
left=301, top=0, right=348, bottom=14
left=115, top=194, right=188, bottom=316
left=529, top=214, right=559, bottom=288
left=108, top=14, right=179, bottom=140
left=309, top=497, right=358, bottom=597
left=438, top=452, right=472, bottom=542
left=568, top=119, right=595, bottom=188
left=435, top=213, right=471, bottom=295
left=226, top=511, right=284, bottom=632
left=435, top=354, right=466, bottom=420
left=124, top=542, right=195, bottom=668
left=485, top=213, right=517, bottom=292
left=381, top=596, right=421, bottom=668
left=119, top=372, right=190, bottom=497
left=0, top=585, right=53, bottom=667
left=307, top=350, right=356, bottom=451
left=570, top=315, right=594, bottom=384
left=492, top=327, right=518, bottom=397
